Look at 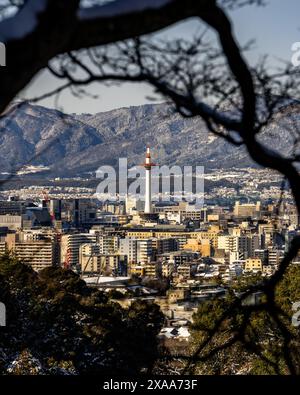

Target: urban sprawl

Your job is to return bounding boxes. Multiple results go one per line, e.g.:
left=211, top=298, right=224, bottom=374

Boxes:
left=0, top=148, right=298, bottom=342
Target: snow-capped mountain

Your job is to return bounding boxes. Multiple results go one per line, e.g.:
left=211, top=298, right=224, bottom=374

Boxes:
left=0, top=101, right=298, bottom=177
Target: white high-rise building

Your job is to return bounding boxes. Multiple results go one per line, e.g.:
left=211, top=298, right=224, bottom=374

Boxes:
left=143, top=147, right=155, bottom=214
left=119, top=237, right=152, bottom=264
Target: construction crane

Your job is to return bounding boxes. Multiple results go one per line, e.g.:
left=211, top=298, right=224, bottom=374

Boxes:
left=64, top=248, right=72, bottom=270
left=81, top=254, right=108, bottom=282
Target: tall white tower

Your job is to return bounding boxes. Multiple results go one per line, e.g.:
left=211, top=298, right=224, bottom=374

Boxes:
left=143, top=146, right=155, bottom=214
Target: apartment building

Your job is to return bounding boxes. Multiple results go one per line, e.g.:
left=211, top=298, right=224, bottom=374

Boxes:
left=233, top=201, right=261, bottom=218
left=183, top=238, right=211, bottom=257
left=244, top=258, right=263, bottom=273
left=0, top=214, right=22, bottom=230
left=5, top=232, right=57, bottom=271
left=119, top=238, right=152, bottom=264
left=61, top=233, right=97, bottom=268
left=217, top=234, right=259, bottom=262
left=98, top=235, right=119, bottom=254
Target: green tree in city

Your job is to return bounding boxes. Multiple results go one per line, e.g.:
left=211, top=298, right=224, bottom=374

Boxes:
left=187, top=266, right=300, bottom=374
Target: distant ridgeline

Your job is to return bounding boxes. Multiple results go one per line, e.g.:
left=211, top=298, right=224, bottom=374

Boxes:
left=0, top=101, right=298, bottom=177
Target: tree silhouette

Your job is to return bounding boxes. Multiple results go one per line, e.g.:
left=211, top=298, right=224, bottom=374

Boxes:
left=1, top=0, right=300, bottom=374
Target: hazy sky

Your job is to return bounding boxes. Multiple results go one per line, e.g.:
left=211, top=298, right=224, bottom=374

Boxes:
left=21, top=0, right=300, bottom=114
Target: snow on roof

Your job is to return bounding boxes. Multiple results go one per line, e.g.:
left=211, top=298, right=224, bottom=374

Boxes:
left=159, top=326, right=190, bottom=339
left=83, top=276, right=130, bottom=284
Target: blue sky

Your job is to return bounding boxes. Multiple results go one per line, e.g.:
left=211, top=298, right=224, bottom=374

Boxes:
left=22, top=0, right=300, bottom=114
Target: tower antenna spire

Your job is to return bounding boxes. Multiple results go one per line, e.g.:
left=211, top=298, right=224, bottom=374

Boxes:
left=142, top=146, right=156, bottom=213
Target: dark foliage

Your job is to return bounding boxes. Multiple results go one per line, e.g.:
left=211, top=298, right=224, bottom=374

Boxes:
left=0, top=254, right=164, bottom=375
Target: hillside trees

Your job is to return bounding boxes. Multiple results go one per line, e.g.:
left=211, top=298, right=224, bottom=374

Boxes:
left=0, top=254, right=164, bottom=374
left=186, top=267, right=300, bottom=374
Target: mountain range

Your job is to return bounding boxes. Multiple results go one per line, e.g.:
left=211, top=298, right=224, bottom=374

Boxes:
left=0, top=101, right=299, bottom=177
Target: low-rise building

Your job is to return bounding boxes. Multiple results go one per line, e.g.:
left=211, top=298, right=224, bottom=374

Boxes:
left=244, top=258, right=263, bottom=273
left=167, top=289, right=190, bottom=303
left=182, top=239, right=211, bottom=257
